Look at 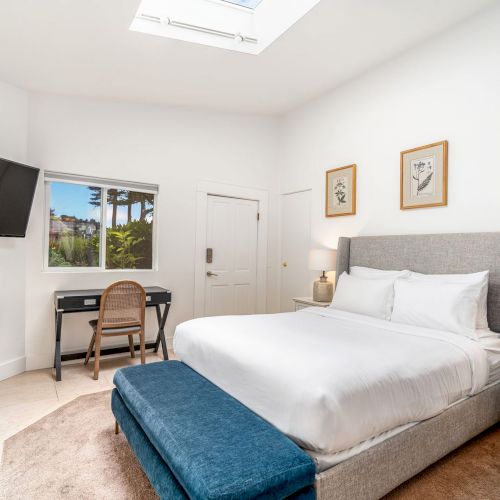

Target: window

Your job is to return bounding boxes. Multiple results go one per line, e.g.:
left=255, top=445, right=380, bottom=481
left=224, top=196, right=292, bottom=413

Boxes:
left=48, top=182, right=102, bottom=268
left=45, top=173, right=158, bottom=271
left=105, top=189, right=155, bottom=270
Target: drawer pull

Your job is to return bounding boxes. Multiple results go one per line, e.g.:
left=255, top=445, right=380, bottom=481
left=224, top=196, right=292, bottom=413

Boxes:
left=146, top=296, right=152, bottom=302
left=84, top=299, right=97, bottom=306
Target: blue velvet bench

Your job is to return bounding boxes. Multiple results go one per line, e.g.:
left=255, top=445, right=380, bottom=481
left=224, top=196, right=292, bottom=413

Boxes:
left=112, top=361, right=316, bottom=499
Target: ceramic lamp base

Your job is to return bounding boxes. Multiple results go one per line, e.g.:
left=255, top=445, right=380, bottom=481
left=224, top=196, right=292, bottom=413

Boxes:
left=313, top=276, right=333, bottom=303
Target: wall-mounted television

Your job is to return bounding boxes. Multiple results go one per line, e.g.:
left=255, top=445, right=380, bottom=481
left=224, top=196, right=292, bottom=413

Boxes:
left=0, top=157, right=40, bottom=237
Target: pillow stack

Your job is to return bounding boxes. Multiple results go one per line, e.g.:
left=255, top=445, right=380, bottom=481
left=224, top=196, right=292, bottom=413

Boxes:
left=406, top=271, right=489, bottom=331
left=331, top=267, right=409, bottom=321
left=329, top=266, right=489, bottom=338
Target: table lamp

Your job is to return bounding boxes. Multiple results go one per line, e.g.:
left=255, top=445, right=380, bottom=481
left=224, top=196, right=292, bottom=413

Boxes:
left=309, top=248, right=336, bottom=302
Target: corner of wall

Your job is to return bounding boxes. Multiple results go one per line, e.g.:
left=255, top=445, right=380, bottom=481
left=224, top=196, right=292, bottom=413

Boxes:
left=0, top=80, right=30, bottom=380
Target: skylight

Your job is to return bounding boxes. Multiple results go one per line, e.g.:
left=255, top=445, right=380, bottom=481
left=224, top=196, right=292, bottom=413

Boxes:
left=221, top=0, right=264, bottom=10
left=131, top=0, right=321, bottom=55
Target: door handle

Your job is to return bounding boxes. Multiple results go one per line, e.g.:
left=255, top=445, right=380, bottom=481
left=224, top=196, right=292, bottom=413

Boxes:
left=282, top=261, right=288, bottom=268
left=206, top=271, right=219, bottom=277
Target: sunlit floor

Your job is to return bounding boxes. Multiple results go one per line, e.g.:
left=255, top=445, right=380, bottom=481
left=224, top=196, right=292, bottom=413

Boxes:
left=0, top=350, right=177, bottom=459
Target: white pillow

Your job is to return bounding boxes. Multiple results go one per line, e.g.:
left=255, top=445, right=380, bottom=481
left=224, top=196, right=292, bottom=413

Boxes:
left=391, top=279, right=481, bottom=338
left=330, top=272, right=395, bottom=320
left=350, top=266, right=411, bottom=280
left=409, top=271, right=489, bottom=330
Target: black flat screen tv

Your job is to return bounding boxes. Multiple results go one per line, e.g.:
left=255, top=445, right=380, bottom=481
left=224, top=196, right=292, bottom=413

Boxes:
left=0, top=157, right=40, bottom=237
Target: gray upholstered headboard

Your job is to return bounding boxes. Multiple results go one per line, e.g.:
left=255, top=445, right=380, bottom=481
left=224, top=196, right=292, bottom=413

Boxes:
left=335, top=233, right=500, bottom=333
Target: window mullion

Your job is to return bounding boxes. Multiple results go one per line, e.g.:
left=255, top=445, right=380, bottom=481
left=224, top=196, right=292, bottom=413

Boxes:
left=101, top=188, right=107, bottom=270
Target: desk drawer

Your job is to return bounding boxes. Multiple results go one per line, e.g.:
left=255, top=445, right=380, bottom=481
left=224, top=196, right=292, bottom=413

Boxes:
left=145, top=291, right=171, bottom=306
left=56, top=291, right=171, bottom=311
left=56, top=295, right=102, bottom=311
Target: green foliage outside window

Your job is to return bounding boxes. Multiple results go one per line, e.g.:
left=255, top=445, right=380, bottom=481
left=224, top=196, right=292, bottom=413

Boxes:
left=106, top=220, right=153, bottom=270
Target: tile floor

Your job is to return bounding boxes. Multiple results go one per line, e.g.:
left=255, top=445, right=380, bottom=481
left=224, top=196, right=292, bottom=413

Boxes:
left=0, top=351, right=177, bottom=460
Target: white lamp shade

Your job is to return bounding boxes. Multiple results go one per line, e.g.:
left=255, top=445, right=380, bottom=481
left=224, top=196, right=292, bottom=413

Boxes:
left=309, top=248, right=336, bottom=272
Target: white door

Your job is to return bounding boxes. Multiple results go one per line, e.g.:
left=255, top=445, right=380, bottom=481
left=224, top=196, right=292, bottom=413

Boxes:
left=280, top=190, right=312, bottom=312
left=204, top=195, right=259, bottom=316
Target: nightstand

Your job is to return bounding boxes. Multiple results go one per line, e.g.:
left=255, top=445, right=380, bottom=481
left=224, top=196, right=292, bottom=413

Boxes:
left=292, top=297, right=330, bottom=311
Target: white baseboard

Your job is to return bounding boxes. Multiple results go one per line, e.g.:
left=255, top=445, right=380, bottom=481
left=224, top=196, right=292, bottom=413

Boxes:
left=0, top=356, right=26, bottom=381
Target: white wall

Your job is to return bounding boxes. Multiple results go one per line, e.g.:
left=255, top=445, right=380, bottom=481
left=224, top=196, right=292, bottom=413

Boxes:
left=279, top=6, right=500, bottom=253
left=0, top=81, right=29, bottom=380
left=3, top=4, right=500, bottom=375
left=26, top=95, right=280, bottom=370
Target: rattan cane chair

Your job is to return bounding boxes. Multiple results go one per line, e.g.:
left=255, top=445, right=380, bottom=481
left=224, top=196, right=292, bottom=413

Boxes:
left=85, top=281, right=147, bottom=380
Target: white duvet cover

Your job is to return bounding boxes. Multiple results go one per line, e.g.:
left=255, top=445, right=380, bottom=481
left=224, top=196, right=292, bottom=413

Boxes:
left=174, top=308, right=489, bottom=456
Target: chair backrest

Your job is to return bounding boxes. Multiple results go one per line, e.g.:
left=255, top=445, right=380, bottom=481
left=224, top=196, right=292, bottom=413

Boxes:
left=98, top=281, right=146, bottom=330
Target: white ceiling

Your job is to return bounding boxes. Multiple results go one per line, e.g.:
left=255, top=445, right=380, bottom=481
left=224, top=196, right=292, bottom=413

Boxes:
left=0, top=0, right=497, bottom=115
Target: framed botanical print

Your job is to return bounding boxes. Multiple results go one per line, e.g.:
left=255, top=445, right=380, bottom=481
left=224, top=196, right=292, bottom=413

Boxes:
left=325, top=164, right=356, bottom=217
left=400, top=140, right=448, bottom=210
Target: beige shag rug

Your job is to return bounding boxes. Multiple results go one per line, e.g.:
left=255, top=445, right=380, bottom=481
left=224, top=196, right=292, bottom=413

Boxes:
left=0, top=390, right=498, bottom=499
left=0, top=391, right=157, bottom=500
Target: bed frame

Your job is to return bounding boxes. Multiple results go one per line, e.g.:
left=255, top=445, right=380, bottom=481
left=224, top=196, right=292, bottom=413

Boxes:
left=316, top=232, right=500, bottom=499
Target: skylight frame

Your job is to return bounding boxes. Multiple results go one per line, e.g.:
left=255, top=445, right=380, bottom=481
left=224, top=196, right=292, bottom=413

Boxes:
left=130, top=0, right=321, bottom=55
left=219, top=0, right=264, bottom=10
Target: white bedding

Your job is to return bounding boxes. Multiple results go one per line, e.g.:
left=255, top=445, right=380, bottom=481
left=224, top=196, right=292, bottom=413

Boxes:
left=174, top=307, right=490, bottom=457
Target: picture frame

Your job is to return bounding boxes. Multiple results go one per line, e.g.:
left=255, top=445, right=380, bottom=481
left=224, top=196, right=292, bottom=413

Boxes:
left=325, top=164, right=356, bottom=217
left=400, top=140, right=448, bottom=210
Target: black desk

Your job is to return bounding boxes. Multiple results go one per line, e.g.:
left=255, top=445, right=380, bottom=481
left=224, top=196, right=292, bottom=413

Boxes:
left=53, top=286, right=171, bottom=381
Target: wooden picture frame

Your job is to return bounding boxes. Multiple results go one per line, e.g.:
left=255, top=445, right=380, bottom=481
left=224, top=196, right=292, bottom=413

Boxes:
left=325, top=164, right=356, bottom=217
left=400, top=140, right=448, bottom=210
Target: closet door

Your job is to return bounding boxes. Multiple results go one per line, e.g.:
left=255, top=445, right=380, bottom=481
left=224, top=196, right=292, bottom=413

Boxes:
left=280, top=190, right=312, bottom=312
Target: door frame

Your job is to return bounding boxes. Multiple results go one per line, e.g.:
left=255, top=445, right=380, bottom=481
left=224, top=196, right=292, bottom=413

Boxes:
left=194, top=180, right=269, bottom=318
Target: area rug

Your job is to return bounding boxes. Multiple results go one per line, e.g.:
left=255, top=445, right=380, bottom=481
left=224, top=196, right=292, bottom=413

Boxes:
left=0, top=391, right=157, bottom=500
left=0, top=390, right=498, bottom=499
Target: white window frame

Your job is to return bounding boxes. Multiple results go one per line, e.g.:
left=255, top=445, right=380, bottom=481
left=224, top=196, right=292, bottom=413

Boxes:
left=43, top=172, right=159, bottom=273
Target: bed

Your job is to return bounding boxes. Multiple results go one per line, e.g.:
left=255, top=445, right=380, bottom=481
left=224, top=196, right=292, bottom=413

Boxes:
left=174, top=232, right=500, bottom=499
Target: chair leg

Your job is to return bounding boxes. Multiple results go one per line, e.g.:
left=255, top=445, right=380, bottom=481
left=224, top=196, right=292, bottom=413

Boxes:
left=115, top=420, right=120, bottom=435
left=140, top=330, right=146, bottom=365
left=93, top=330, right=102, bottom=380
left=84, top=332, right=96, bottom=366
left=128, top=335, right=136, bottom=359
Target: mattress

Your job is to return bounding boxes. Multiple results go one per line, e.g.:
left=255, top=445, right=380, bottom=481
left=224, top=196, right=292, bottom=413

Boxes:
left=488, top=353, right=500, bottom=384
left=477, top=329, right=500, bottom=385
left=174, top=307, right=490, bottom=460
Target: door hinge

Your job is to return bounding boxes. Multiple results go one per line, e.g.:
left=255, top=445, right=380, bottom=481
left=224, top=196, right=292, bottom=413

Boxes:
left=257, top=212, right=260, bottom=221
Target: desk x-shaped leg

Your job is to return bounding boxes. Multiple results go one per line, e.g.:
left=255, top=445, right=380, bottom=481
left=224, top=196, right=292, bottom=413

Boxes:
left=154, top=303, right=170, bottom=360
left=54, top=310, right=63, bottom=381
